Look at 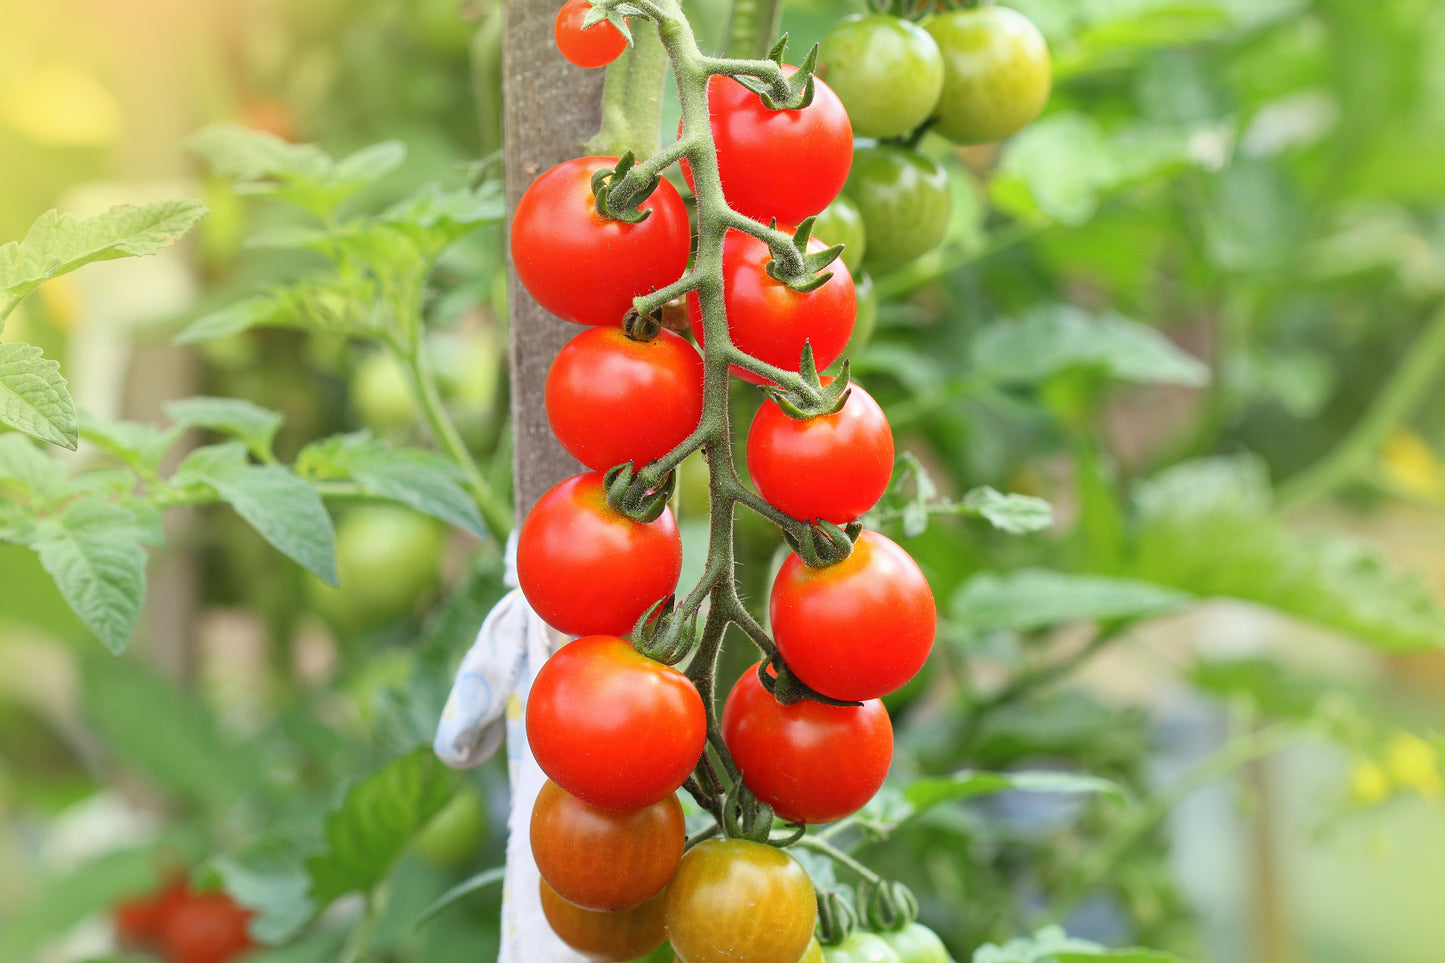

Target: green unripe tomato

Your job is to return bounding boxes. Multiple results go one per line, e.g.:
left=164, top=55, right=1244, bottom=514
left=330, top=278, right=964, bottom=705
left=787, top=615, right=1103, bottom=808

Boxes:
left=843, top=146, right=952, bottom=274
left=878, top=923, right=949, bottom=963
left=924, top=6, right=1051, bottom=145
left=307, top=506, right=445, bottom=631
left=812, top=195, right=867, bottom=275
left=823, top=932, right=903, bottom=963
left=351, top=351, right=414, bottom=433
left=818, top=15, right=944, bottom=140
left=414, top=785, right=489, bottom=867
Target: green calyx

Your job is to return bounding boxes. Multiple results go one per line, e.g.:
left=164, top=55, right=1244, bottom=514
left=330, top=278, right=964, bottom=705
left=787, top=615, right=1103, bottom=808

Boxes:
left=857, top=878, right=919, bottom=931
left=764, top=343, right=852, bottom=419
left=591, top=152, right=660, bottom=224
left=603, top=460, right=676, bottom=522
left=816, top=888, right=860, bottom=946
left=765, top=217, right=846, bottom=293
left=735, top=35, right=820, bottom=110
left=782, top=518, right=859, bottom=569
left=758, top=655, right=862, bottom=708
left=622, top=305, right=664, bottom=341
left=722, top=780, right=777, bottom=842
left=631, top=596, right=697, bottom=664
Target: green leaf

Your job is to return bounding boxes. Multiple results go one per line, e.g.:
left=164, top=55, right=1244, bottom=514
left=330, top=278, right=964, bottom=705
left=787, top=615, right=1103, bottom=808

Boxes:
left=377, top=182, right=505, bottom=252
left=176, top=443, right=337, bottom=584
left=79, top=412, right=183, bottom=474
left=974, top=925, right=1189, bottom=963
left=952, top=569, right=1190, bottom=633
left=0, top=342, right=78, bottom=448
left=212, top=856, right=314, bottom=944
left=81, top=656, right=250, bottom=808
left=1127, top=456, right=1445, bottom=651
left=906, top=769, right=1126, bottom=814
left=0, top=431, right=69, bottom=503
left=165, top=396, right=284, bottom=461
left=24, top=499, right=159, bottom=654
left=175, top=295, right=287, bottom=344
left=0, top=200, right=206, bottom=323
left=973, top=305, right=1209, bottom=389
left=305, top=748, right=458, bottom=904
left=0, top=847, right=159, bottom=963
left=990, top=114, right=1197, bottom=227
left=333, top=140, right=408, bottom=185
left=299, top=432, right=486, bottom=538
left=960, top=487, right=1055, bottom=534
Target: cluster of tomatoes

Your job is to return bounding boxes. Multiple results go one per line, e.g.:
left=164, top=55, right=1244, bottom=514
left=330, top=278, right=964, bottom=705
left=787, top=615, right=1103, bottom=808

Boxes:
left=112, top=872, right=254, bottom=963
left=812, top=4, right=1051, bottom=279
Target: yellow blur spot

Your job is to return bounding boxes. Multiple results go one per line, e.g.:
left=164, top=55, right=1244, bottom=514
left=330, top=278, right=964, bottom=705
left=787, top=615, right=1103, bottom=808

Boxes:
left=1380, top=430, right=1445, bottom=501
left=37, top=275, right=81, bottom=332
left=505, top=693, right=523, bottom=721
left=1350, top=759, right=1392, bottom=807
left=1384, top=731, right=1444, bottom=798
left=0, top=61, right=122, bottom=147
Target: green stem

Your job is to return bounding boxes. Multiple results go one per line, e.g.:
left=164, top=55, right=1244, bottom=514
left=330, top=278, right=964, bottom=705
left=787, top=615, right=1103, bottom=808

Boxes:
left=795, top=835, right=884, bottom=884
left=1276, top=300, right=1445, bottom=510
left=588, top=24, right=670, bottom=159
left=398, top=340, right=512, bottom=540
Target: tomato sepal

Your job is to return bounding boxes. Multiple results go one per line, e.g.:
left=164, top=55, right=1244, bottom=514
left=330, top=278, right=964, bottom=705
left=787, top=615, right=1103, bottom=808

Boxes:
left=604, top=461, right=677, bottom=523
left=780, top=517, right=860, bottom=569
left=591, top=152, right=661, bottom=224
left=735, top=35, right=819, bottom=110
left=856, top=878, right=919, bottom=932
left=817, top=887, right=860, bottom=946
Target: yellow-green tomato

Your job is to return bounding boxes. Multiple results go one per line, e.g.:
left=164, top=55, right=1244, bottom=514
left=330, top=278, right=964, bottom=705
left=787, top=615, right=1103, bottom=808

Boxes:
left=818, top=15, right=944, bottom=140
left=307, top=506, right=445, bottom=631
left=844, top=146, right=952, bottom=275
left=812, top=195, right=868, bottom=276
left=822, top=932, right=902, bottom=963
left=665, top=839, right=817, bottom=963
left=878, top=923, right=949, bottom=963
left=924, top=6, right=1051, bottom=145
left=351, top=351, right=414, bottom=433
left=414, top=785, right=489, bottom=868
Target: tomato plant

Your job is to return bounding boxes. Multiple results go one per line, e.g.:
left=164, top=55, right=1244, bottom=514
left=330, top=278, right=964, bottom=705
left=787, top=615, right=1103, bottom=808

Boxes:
left=817, top=14, right=943, bottom=140
left=722, top=663, right=893, bottom=824
left=531, top=778, right=685, bottom=910
left=664, top=838, right=817, bottom=963
left=681, top=67, right=852, bottom=226
left=878, top=923, right=949, bottom=963
left=545, top=325, right=705, bottom=472
left=771, top=530, right=935, bottom=702
left=526, top=635, right=706, bottom=810
left=747, top=378, right=894, bottom=524
left=511, top=155, right=692, bottom=327
left=924, top=5, right=1052, bottom=145
left=539, top=880, right=668, bottom=962
left=554, top=0, right=628, bottom=68
left=517, top=471, right=683, bottom=637
left=686, top=228, right=856, bottom=384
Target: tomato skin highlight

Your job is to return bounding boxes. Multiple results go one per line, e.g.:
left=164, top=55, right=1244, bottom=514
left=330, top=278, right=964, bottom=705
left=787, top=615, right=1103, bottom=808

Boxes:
left=771, top=530, right=935, bottom=703
left=682, top=68, right=852, bottom=226
left=527, top=636, right=706, bottom=811
left=554, top=0, right=628, bottom=68
left=722, top=663, right=893, bottom=824
left=924, top=6, right=1051, bottom=145
left=531, top=779, right=685, bottom=911
left=665, top=838, right=818, bottom=963
left=546, top=326, right=705, bottom=472
left=686, top=229, right=855, bottom=385
left=540, top=879, right=669, bottom=962
left=517, top=471, right=683, bottom=637
left=158, top=892, right=255, bottom=963
left=747, top=378, right=893, bottom=524
left=511, top=156, right=691, bottom=327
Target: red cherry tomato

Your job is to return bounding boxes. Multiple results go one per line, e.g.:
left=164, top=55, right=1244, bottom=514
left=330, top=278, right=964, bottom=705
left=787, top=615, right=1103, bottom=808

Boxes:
left=540, top=879, right=668, bottom=962
left=686, top=229, right=855, bottom=385
left=746, top=378, right=893, bottom=523
left=721, top=663, right=892, bottom=824
left=527, top=635, right=706, bottom=810
left=517, top=471, right=683, bottom=637
left=511, top=156, right=691, bottom=327
left=159, top=892, right=255, bottom=963
left=554, top=0, right=628, bottom=69
left=771, top=530, right=935, bottom=702
left=545, top=326, right=705, bottom=472
left=113, top=875, right=192, bottom=950
left=531, top=779, right=685, bottom=911
left=682, top=68, right=852, bottom=226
